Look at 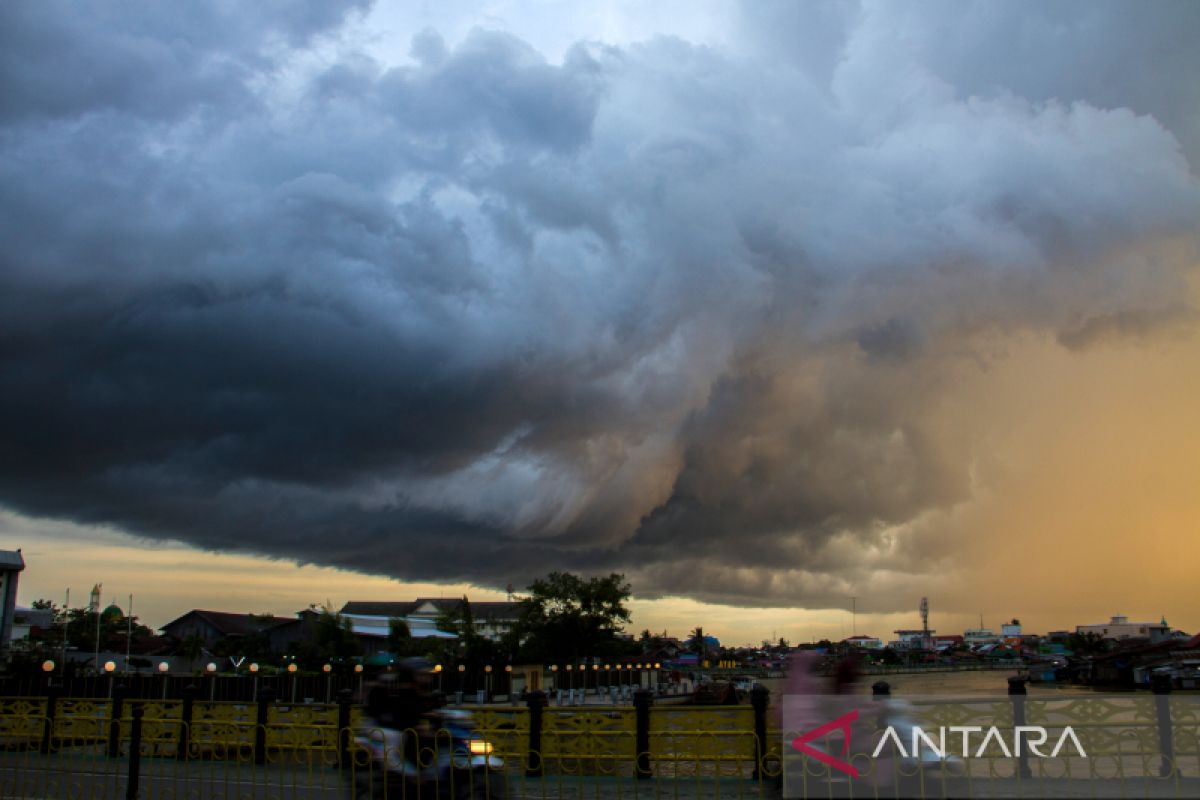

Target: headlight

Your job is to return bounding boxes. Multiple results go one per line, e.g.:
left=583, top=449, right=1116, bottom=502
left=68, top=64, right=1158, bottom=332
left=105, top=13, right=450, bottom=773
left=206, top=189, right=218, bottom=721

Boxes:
left=468, top=739, right=494, bottom=755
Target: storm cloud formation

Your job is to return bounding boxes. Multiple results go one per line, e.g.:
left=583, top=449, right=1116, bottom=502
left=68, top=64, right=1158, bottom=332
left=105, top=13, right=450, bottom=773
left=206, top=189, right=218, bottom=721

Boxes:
left=2, top=1, right=1198, bottom=612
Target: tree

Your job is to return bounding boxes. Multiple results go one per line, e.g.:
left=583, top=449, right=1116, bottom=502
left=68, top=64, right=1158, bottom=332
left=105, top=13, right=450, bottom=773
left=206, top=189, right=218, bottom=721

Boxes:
left=388, top=617, right=413, bottom=656
left=178, top=633, right=205, bottom=663
left=516, top=572, right=632, bottom=663
left=310, top=606, right=362, bottom=665
left=1065, top=631, right=1109, bottom=657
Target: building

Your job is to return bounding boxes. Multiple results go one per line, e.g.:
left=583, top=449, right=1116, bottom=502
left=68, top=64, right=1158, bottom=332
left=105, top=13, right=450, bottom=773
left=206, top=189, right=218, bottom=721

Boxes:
left=160, top=609, right=320, bottom=655
left=964, top=628, right=999, bottom=646
left=890, top=629, right=935, bottom=650
left=1001, top=621, right=1022, bottom=640
left=842, top=635, right=883, bottom=650
left=340, top=598, right=522, bottom=645
left=11, top=606, right=55, bottom=643
left=1076, top=615, right=1172, bottom=643
left=0, top=550, right=24, bottom=661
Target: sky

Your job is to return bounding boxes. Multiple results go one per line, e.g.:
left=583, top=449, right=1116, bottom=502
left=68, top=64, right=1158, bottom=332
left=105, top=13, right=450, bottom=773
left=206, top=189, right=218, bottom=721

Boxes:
left=2, top=1, right=1199, bottom=645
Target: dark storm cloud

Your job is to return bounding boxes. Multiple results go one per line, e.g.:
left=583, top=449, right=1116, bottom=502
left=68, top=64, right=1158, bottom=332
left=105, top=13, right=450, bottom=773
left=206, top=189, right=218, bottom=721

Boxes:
left=2, top=1, right=1199, bottom=612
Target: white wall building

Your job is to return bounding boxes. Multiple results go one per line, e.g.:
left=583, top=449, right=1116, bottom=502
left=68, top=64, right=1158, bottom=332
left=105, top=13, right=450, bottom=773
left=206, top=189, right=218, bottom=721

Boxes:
left=1076, top=615, right=1171, bottom=643
left=843, top=635, right=883, bottom=650
left=0, top=550, right=25, bottom=661
left=964, top=628, right=999, bottom=646
left=1001, top=622, right=1022, bottom=639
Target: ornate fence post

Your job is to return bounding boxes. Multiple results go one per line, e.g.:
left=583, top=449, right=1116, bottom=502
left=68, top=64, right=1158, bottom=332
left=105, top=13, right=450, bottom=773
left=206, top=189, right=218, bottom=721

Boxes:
left=634, top=688, right=653, bottom=780
left=40, top=682, right=59, bottom=755
left=255, top=686, right=276, bottom=766
left=751, top=684, right=770, bottom=780
left=1007, top=676, right=1031, bottom=780
left=126, top=704, right=144, bottom=800
left=525, top=689, right=548, bottom=777
left=177, top=684, right=196, bottom=761
left=108, top=684, right=126, bottom=758
left=1151, top=672, right=1176, bottom=778
left=336, top=688, right=353, bottom=770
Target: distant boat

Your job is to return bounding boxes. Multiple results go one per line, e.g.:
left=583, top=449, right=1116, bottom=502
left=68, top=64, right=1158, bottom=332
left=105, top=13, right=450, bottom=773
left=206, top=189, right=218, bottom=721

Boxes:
left=1021, top=656, right=1067, bottom=683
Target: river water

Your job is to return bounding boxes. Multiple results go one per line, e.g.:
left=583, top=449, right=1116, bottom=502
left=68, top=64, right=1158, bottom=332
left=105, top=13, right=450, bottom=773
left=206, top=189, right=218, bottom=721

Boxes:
left=758, top=668, right=1107, bottom=698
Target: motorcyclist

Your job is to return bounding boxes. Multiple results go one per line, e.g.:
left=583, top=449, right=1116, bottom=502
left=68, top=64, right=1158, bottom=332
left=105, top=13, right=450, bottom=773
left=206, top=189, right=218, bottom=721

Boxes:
left=361, top=658, right=439, bottom=771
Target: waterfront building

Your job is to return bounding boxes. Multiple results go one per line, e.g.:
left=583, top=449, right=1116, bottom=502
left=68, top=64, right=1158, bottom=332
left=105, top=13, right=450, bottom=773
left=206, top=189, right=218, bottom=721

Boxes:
left=1076, top=614, right=1172, bottom=643
left=890, top=629, right=935, bottom=650
left=964, top=628, right=999, bottom=646
left=843, top=635, right=883, bottom=649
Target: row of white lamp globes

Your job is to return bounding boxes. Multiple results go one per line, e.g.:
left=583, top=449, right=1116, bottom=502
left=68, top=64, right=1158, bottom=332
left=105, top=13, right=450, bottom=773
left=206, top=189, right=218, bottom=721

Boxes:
left=41, top=658, right=366, bottom=701
left=40, top=659, right=365, bottom=675
left=41, top=660, right=663, bottom=675
left=41, top=660, right=662, bottom=676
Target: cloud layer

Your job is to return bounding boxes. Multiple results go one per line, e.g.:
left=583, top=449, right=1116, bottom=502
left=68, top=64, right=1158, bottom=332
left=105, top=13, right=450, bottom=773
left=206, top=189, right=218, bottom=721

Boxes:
left=2, top=1, right=1198, bottom=612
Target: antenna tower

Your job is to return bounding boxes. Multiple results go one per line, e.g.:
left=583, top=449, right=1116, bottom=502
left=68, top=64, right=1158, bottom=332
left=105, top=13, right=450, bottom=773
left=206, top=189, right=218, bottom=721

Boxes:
left=919, top=597, right=930, bottom=648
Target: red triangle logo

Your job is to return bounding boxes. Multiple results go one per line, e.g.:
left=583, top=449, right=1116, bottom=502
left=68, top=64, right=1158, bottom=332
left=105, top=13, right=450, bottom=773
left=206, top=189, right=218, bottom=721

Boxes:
left=790, top=708, right=860, bottom=778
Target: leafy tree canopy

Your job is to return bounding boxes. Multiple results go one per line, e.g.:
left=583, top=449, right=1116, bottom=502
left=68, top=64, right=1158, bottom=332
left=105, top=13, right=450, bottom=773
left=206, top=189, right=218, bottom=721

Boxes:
left=517, top=572, right=631, bottom=664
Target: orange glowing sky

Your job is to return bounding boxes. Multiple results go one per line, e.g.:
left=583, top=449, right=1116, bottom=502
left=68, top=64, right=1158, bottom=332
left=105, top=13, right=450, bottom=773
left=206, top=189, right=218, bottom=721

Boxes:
left=13, top=323, right=1200, bottom=645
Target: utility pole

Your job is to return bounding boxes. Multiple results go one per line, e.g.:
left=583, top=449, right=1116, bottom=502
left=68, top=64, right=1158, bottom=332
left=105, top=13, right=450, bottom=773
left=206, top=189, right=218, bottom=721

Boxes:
left=61, top=587, right=69, bottom=675
left=850, top=597, right=857, bottom=637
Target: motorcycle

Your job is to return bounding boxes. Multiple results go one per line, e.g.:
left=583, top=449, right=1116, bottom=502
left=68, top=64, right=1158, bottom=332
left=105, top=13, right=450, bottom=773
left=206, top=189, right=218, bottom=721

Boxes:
left=351, top=709, right=507, bottom=799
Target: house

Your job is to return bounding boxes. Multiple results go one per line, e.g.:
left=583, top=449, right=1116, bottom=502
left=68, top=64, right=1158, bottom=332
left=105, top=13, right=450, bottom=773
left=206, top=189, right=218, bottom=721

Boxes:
left=1076, top=615, right=1172, bottom=643
left=890, top=629, right=935, bottom=650
left=964, top=628, right=999, bottom=646
left=843, top=635, right=883, bottom=650
left=160, top=608, right=320, bottom=654
left=1000, top=621, right=1023, bottom=641
left=339, top=598, right=523, bottom=644
left=934, top=635, right=964, bottom=651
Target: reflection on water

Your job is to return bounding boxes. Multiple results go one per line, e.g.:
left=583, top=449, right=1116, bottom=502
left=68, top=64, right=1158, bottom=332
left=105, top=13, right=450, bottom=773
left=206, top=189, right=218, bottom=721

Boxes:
left=761, top=667, right=1108, bottom=697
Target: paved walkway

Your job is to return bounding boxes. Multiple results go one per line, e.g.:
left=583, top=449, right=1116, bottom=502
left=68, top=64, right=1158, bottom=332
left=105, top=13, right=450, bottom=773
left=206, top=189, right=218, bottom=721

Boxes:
left=6, top=752, right=1198, bottom=799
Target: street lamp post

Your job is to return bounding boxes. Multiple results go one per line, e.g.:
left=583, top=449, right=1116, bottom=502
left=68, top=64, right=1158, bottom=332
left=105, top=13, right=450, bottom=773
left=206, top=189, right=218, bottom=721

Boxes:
left=287, top=662, right=298, bottom=703
left=323, top=664, right=333, bottom=703
left=104, top=660, right=116, bottom=698
left=206, top=662, right=217, bottom=701
left=484, top=665, right=493, bottom=703
left=158, top=661, right=169, bottom=700
left=249, top=663, right=259, bottom=702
